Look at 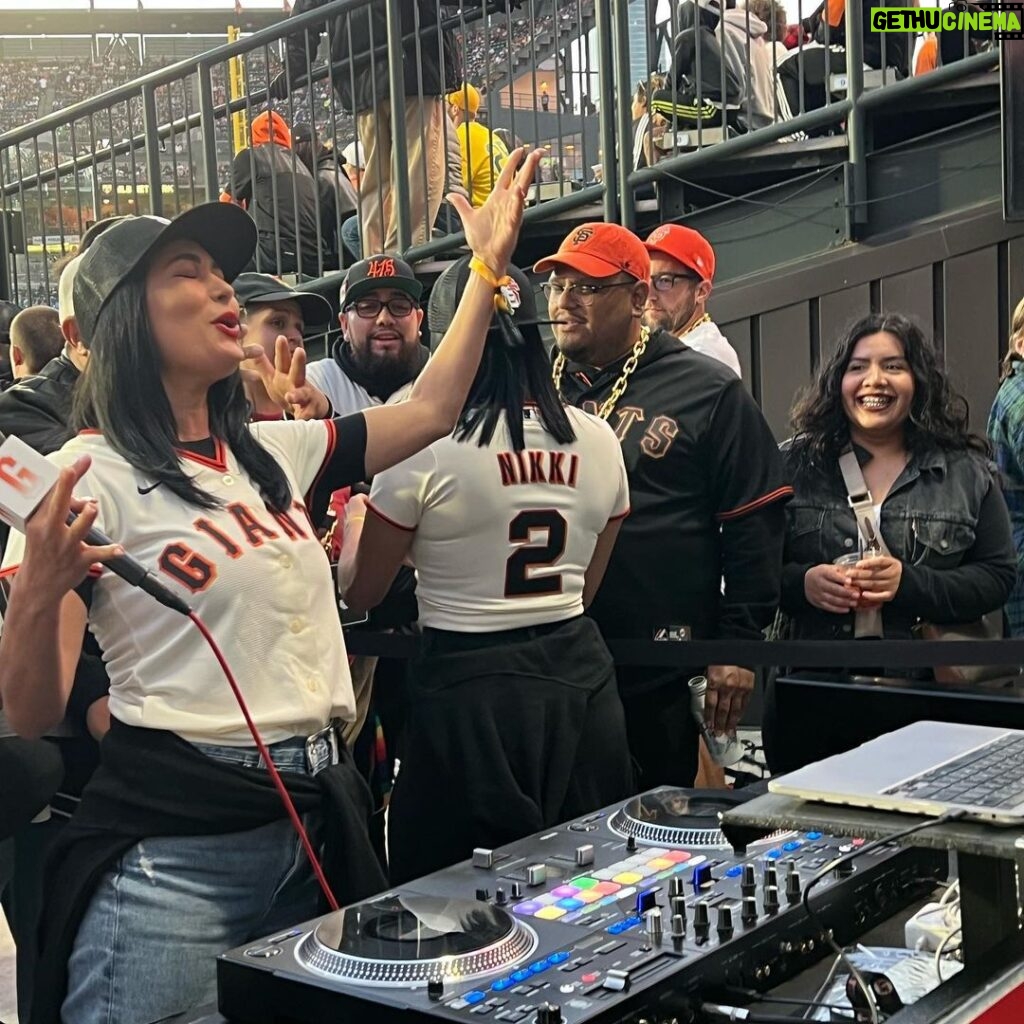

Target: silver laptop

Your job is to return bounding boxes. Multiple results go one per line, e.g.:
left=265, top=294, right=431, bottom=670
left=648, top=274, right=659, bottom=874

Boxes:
left=769, top=721, right=1024, bottom=825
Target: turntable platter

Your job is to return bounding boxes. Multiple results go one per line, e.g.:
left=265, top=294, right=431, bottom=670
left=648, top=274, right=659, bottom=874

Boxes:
left=609, top=787, right=793, bottom=848
left=296, top=894, right=538, bottom=987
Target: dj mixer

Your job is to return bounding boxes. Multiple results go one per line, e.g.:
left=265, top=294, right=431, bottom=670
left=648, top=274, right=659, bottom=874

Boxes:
left=217, top=787, right=947, bottom=1024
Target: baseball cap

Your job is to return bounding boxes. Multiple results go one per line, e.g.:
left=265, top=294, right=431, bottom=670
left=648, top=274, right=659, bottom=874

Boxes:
left=533, top=223, right=650, bottom=281
left=428, top=256, right=543, bottom=351
left=447, top=83, right=481, bottom=113
left=341, top=140, right=364, bottom=168
left=73, top=202, right=257, bottom=346
left=644, top=223, right=716, bottom=282
left=233, top=273, right=332, bottom=328
left=58, top=252, right=85, bottom=324
left=340, top=254, right=423, bottom=309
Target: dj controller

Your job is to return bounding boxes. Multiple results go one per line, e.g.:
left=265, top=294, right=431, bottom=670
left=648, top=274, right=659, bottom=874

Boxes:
left=217, top=787, right=947, bottom=1024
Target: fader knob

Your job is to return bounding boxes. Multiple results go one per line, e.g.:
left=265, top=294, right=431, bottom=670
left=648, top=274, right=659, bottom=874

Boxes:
left=427, top=979, right=444, bottom=1001
left=740, top=863, right=756, bottom=897
left=511, top=882, right=523, bottom=899
left=476, top=888, right=490, bottom=902
left=764, top=885, right=780, bottom=915
left=716, top=905, right=734, bottom=939
left=626, top=835, right=638, bottom=852
left=741, top=895, right=758, bottom=926
left=694, top=901, right=710, bottom=929
left=786, top=869, right=802, bottom=904
left=495, top=887, right=507, bottom=906
left=535, top=1003, right=563, bottom=1024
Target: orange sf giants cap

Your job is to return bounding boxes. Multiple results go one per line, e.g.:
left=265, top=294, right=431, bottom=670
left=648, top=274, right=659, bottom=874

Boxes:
left=644, top=224, right=716, bottom=282
left=534, top=223, right=650, bottom=280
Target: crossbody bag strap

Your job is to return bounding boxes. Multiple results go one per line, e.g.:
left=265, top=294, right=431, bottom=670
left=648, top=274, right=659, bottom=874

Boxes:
left=838, top=445, right=892, bottom=558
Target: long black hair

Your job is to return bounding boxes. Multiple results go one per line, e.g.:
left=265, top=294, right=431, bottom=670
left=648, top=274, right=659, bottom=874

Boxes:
left=788, top=312, right=989, bottom=478
left=455, top=312, right=576, bottom=451
left=71, top=272, right=292, bottom=512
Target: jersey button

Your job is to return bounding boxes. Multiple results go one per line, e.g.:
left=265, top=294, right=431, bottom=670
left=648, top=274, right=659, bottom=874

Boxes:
left=305, top=677, right=319, bottom=693
left=289, top=617, right=304, bottom=634
left=278, top=554, right=293, bottom=569
left=222, top=475, right=235, bottom=486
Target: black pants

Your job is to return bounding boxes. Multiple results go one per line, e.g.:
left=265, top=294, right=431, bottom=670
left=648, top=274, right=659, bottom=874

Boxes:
left=618, top=673, right=701, bottom=791
left=387, top=616, right=635, bottom=884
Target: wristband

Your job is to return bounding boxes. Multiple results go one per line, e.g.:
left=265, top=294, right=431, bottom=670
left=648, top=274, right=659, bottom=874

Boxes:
left=469, top=255, right=503, bottom=288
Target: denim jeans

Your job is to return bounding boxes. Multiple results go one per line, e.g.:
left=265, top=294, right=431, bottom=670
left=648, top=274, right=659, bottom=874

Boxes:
left=62, top=739, right=324, bottom=1024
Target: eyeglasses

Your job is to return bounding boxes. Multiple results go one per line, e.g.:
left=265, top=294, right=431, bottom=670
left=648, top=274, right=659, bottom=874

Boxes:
left=650, top=272, right=700, bottom=293
left=346, top=296, right=416, bottom=319
left=541, top=280, right=634, bottom=305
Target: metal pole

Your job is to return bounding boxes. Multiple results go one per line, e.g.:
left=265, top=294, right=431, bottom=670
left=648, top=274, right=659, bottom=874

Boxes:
left=197, top=64, right=219, bottom=201
left=845, top=0, right=868, bottom=232
left=141, top=85, right=164, bottom=216
left=385, top=0, right=411, bottom=254
left=595, top=0, right=618, bottom=223
left=613, top=0, right=636, bottom=231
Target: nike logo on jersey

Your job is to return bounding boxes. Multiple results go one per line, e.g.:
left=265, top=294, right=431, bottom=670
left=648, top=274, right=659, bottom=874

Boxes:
left=137, top=481, right=162, bottom=495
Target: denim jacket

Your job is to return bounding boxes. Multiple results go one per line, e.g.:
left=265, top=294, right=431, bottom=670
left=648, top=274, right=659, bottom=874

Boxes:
left=779, top=443, right=1017, bottom=639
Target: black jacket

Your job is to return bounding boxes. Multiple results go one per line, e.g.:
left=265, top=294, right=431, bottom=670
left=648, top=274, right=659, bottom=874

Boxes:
left=29, top=720, right=388, bottom=1024
left=0, top=351, right=78, bottom=456
left=285, top=0, right=469, bottom=114
left=556, top=330, right=792, bottom=691
left=779, top=442, right=1017, bottom=639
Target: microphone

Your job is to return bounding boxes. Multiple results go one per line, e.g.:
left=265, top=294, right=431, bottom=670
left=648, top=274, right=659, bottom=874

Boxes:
left=0, top=434, right=191, bottom=616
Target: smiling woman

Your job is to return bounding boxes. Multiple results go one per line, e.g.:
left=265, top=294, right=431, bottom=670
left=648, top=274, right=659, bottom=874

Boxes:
left=764, top=313, right=1018, bottom=769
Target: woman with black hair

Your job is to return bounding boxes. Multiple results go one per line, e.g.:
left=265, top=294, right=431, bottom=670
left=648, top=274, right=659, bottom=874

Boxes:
left=764, top=313, right=1016, bottom=770
left=0, top=147, right=542, bottom=1024
left=340, top=257, right=635, bottom=884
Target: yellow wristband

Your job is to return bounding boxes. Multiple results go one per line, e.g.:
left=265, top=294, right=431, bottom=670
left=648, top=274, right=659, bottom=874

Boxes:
left=469, top=255, right=504, bottom=289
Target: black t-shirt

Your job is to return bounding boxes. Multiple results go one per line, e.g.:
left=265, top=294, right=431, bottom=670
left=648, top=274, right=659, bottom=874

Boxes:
left=558, top=329, right=791, bottom=644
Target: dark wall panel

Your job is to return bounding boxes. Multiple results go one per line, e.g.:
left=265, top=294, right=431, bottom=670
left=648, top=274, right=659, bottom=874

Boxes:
left=758, top=303, right=812, bottom=439
left=1006, top=236, right=1024, bottom=327
left=879, top=266, right=934, bottom=336
left=719, top=319, right=753, bottom=391
left=942, top=247, right=1001, bottom=431
left=818, top=285, right=872, bottom=362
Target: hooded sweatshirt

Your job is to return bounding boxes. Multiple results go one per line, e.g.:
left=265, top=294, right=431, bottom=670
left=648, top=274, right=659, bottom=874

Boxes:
left=721, top=6, right=794, bottom=130
left=220, top=111, right=322, bottom=274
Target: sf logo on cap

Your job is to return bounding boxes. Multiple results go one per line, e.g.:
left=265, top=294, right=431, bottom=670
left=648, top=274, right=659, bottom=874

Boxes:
left=571, top=227, right=593, bottom=246
left=367, top=258, right=396, bottom=278
left=647, top=225, right=670, bottom=245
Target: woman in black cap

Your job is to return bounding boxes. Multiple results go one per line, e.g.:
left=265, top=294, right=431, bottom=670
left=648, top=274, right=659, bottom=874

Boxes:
left=340, top=257, right=635, bottom=884
left=233, top=272, right=333, bottom=419
left=0, top=149, right=542, bottom=1024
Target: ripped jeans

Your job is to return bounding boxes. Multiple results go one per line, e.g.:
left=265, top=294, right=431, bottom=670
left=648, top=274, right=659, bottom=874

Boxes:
left=62, top=740, right=323, bottom=1024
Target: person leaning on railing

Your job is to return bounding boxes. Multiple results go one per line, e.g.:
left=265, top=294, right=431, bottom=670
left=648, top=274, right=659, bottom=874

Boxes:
left=764, top=314, right=1017, bottom=768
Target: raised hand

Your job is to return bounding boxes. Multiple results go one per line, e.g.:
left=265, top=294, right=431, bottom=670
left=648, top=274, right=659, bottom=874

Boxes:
left=242, top=335, right=330, bottom=420
left=449, top=146, right=543, bottom=275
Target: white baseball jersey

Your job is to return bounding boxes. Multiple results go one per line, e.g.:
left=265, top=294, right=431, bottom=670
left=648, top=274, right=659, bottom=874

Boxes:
left=368, top=406, right=630, bottom=631
left=1, top=418, right=366, bottom=745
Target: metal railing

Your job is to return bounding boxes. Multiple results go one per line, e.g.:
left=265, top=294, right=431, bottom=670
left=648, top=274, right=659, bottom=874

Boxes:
left=0, top=0, right=1002, bottom=304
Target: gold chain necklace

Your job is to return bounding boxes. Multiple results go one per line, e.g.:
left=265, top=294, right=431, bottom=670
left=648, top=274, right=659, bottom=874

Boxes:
left=681, top=312, right=711, bottom=336
left=552, top=325, right=651, bottom=422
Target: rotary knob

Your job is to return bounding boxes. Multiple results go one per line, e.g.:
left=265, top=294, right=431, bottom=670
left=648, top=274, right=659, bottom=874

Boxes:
left=644, top=907, right=663, bottom=942
left=535, top=1003, right=563, bottom=1024
left=716, top=905, right=734, bottom=940
left=764, top=885, right=780, bottom=915
left=671, top=912, right=686, bottom=939
left=740, top=863, right=757, bottom=897
left=763, top=864, right=778, bottom=891
left=786, top=868, right=802, bottom=905
left=741, top=895, right=758, bottom=926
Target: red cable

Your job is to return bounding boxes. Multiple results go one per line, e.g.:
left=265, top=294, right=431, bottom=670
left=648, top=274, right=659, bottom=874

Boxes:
left=188, top=610, right=340, bottom=911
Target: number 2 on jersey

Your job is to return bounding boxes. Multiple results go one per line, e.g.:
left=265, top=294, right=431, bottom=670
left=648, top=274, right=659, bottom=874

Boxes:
left=504, top=509, right=567, bottom=597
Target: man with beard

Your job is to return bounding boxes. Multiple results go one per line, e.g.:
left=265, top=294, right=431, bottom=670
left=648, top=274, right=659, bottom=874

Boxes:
left=306, top=255, right=427, bottom=415
left=641, top=224, right=741, bottom=377
left=536, top=223, right=791, bottom=789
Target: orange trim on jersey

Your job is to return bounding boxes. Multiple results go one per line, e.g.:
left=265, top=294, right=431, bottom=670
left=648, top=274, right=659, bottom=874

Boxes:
left=175, top=437, right=229, bottom=472
left=609, top=506, right=631, bottom=522
left=366, top=500, right=416, bottom=533
left=304, top=418, right=339, bottom=509
left=0, top=563, right=102, bottom=580
left=77, top=428, right=102, bottom=436
left=716, top=485, right=794, bottom=522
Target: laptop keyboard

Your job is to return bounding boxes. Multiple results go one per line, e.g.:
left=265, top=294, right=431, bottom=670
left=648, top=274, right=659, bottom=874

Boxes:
left=883, top=733, right=1024, bottom=809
